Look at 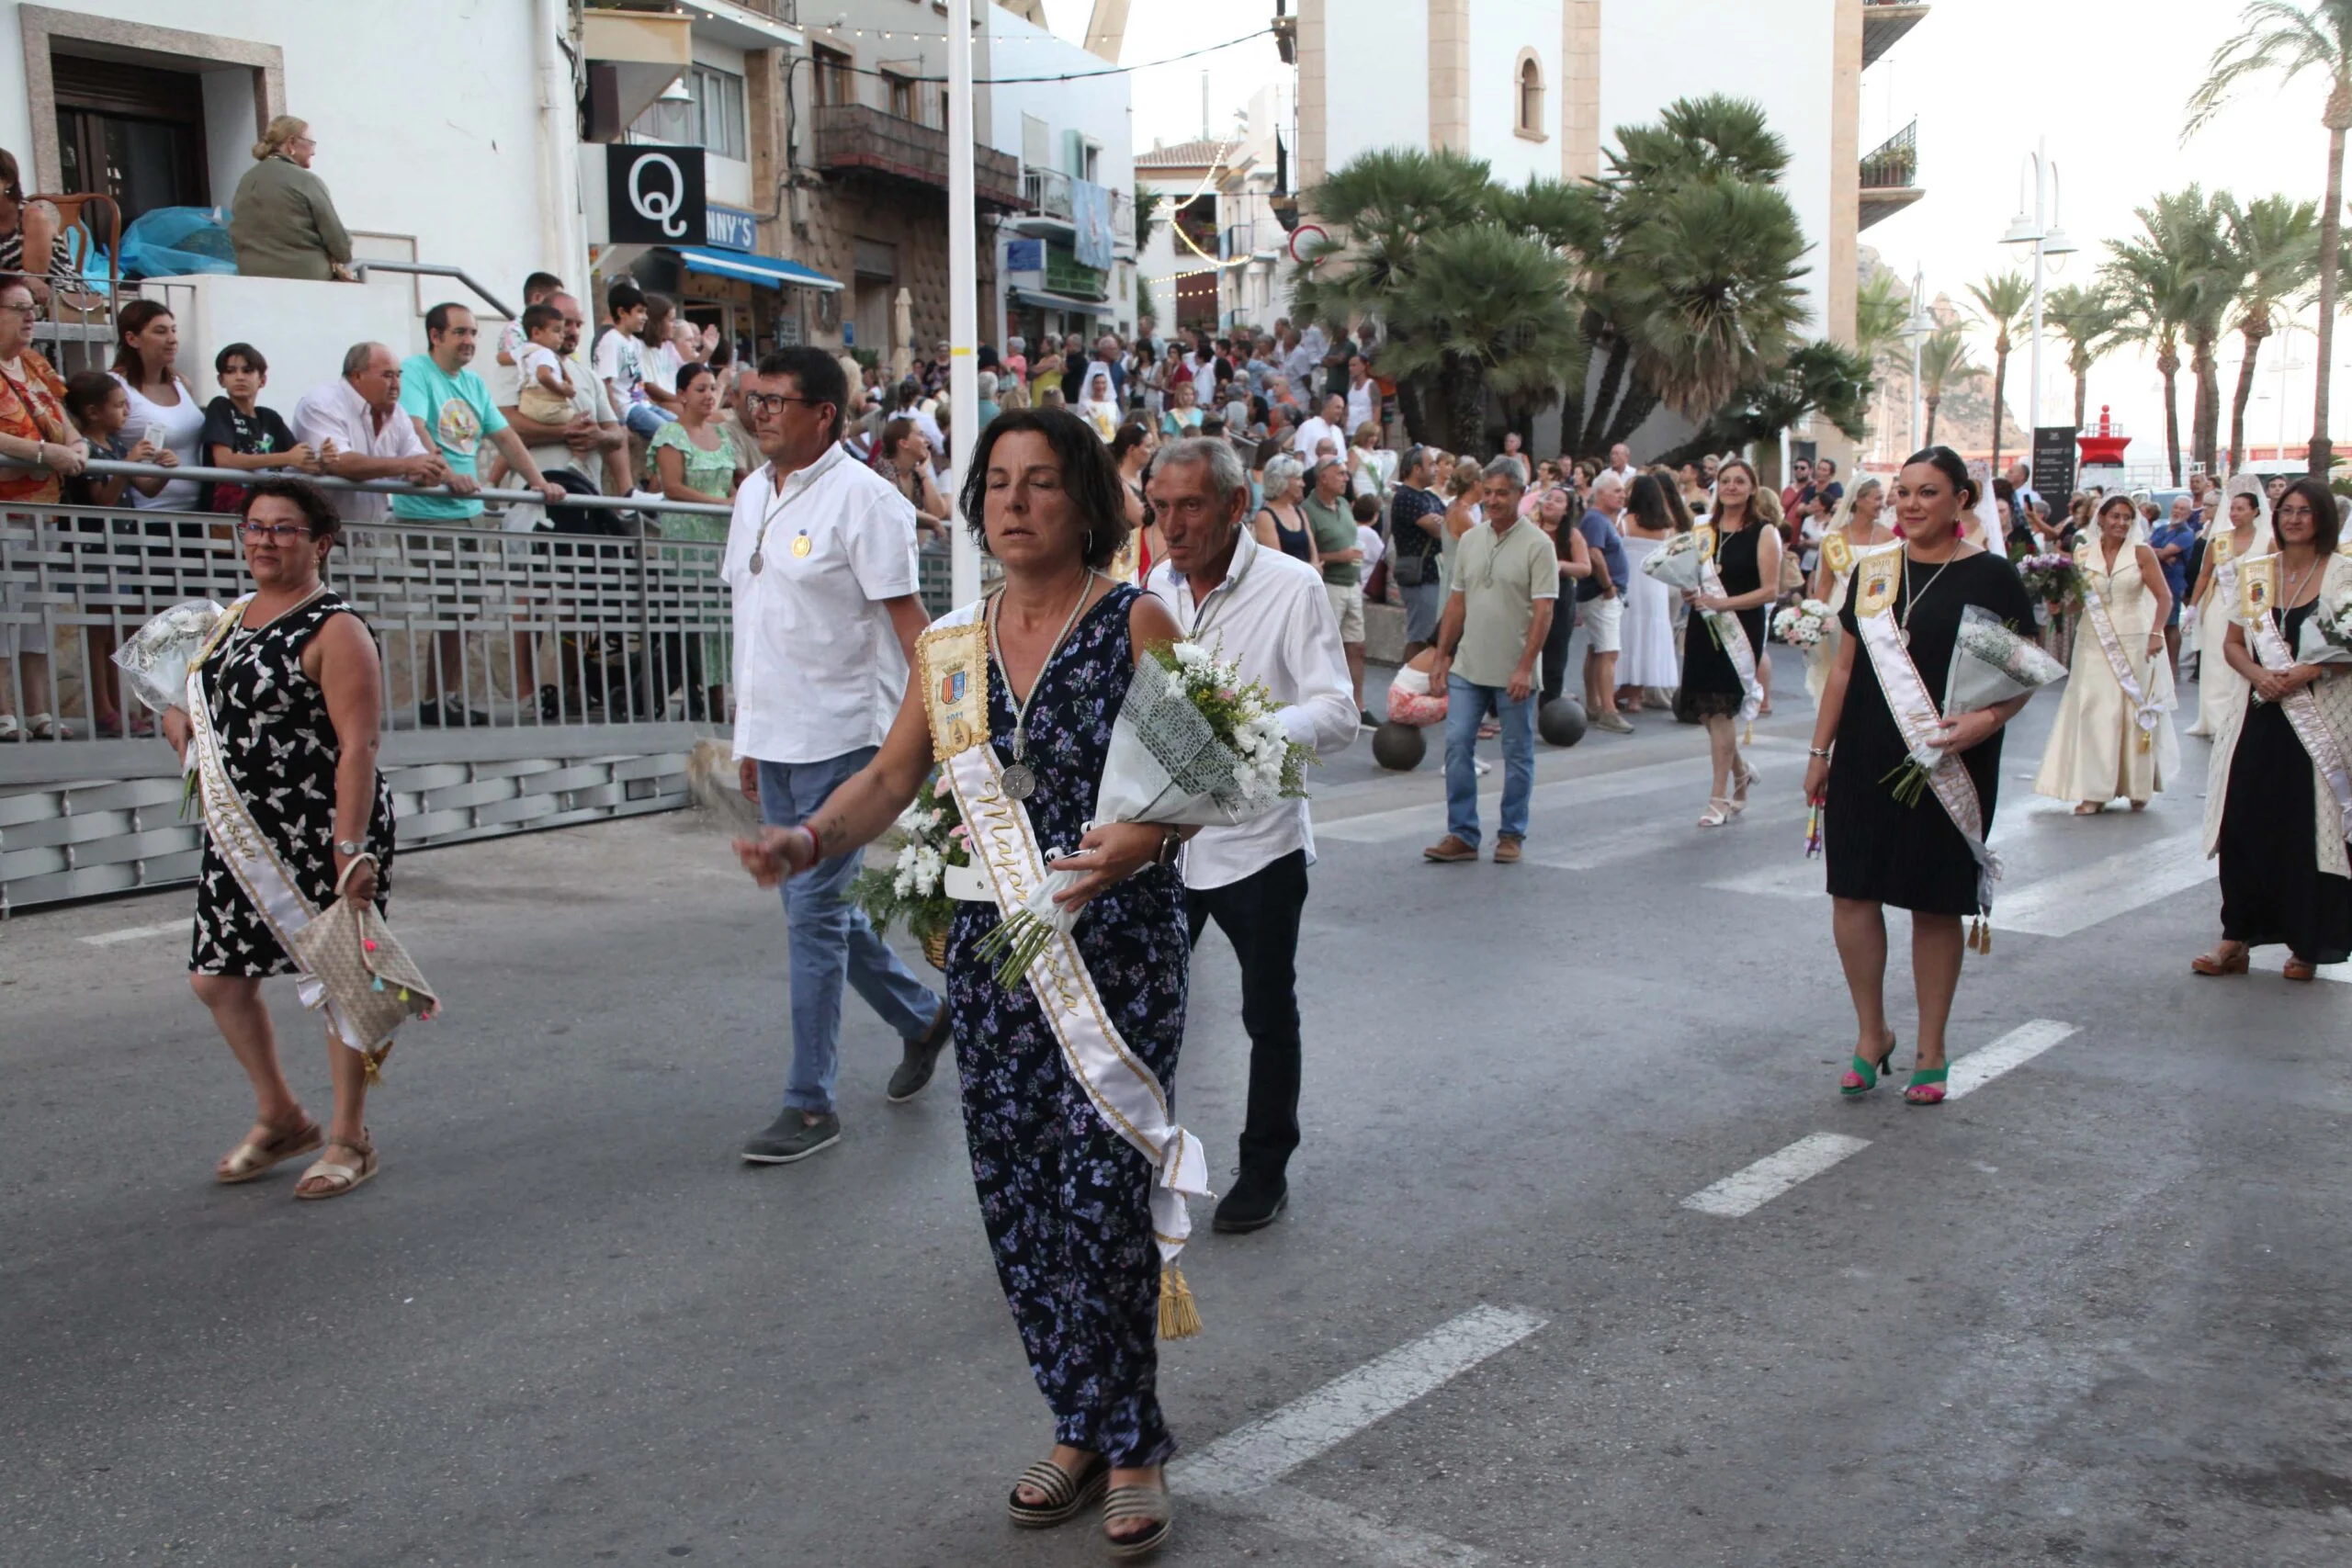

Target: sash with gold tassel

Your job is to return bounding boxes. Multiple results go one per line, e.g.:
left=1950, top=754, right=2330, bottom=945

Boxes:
left=1692, top=524, right=1763, bottom=731
left=2240, top=555, right=2352, bottom=823
left=1849, top=552, right=2003, bottom=952
left=916, top=608, right=1210, bottom=1338
left=2077, top=563, right=2168, bottom=753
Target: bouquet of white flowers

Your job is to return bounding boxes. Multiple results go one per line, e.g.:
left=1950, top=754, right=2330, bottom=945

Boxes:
left=1883, top=606, right=2068, bottom=806
left=2296, top=590, right=2352, bottom=666
left=1772, top=599, right=1833, bottom=649
left=847, top=773, right=967, bottom=969
left=1641, top=530, right=1709, bottom=593
left=975, top=638, right=1313, bottom=986
left=111, top=599, right=228, bottom=716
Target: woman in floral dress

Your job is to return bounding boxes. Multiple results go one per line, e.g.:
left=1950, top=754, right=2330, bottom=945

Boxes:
left=737, top=408, right=1190, bottom=1557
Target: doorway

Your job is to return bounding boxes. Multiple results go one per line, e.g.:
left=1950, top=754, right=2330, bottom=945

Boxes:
left=51, top=54, right=210, bottom=225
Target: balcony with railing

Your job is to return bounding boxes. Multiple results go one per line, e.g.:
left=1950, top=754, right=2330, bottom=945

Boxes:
left=1861, top=0, right=1930, bottom=69
left=1859, top=119, right=1923, bottom=231
left=810, top=103, right=1024, bottom=209
left=1013, top=166, right=1137, bottom=256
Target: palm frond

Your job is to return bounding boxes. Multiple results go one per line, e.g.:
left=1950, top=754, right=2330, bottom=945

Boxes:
left=2186, top=0, right=2352, bottom=139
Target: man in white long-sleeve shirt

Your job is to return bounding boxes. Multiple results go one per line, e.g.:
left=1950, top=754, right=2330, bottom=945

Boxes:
left=1144, top=436, right=1358, bottom=1234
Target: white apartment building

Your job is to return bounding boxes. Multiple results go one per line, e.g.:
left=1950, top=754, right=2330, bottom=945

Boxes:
left=1135, top=83, right=1295, bottom=338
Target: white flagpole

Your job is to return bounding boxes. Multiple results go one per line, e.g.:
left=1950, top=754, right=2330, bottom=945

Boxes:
left=947, top=0, right=982, bottom=606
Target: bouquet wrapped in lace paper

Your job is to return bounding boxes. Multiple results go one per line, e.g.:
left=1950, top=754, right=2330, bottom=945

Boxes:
left=2296, top=589, right=2352, bottom=666
left=976, top=639, right=1312, bottom=986
left=1883, top=606, right=2069, bottom=805
left=111, top=599, right=229, bottom=715
left=1772, top=599, right=1833, bottom=649
left=1641, top=530, right=1709, bottom=593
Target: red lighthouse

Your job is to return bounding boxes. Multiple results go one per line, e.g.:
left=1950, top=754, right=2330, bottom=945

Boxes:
left=2077, top=406, right=2131, bottom=468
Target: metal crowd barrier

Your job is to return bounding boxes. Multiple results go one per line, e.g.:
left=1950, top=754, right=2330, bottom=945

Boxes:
left=0, top=460, right=955, bottom=910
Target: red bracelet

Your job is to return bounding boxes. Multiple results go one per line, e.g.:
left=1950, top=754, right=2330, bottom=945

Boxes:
left=800, top=821, right=824, bottom=863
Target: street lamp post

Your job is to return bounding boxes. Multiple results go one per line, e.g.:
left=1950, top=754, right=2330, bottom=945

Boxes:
left=1999, top=138, right=2077, bottom=451
left=946, top=0, right=981, bottom=606
left=1904, top=265, right=1931, bottom=454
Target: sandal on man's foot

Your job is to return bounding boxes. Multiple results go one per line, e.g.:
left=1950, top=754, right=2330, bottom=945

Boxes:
left=1102, top=1481, right=1172, bottom=1560
left=216, top=1117, right=323, bottom=1184
left=1007, top=1452, right=1108, bottom=1529
left=293, top=1133, right=378, bottom=1200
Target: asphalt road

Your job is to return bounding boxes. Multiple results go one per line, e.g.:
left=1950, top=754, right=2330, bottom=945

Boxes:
left=6, top=665, right=2349, bottom=1568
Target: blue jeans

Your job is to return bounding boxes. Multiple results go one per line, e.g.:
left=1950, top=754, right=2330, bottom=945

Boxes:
left=624, top=401, right=678, bottom=435
left=1443, top=674, right=1535, bottom=848
left=758, top=751, right=942, bottom=1114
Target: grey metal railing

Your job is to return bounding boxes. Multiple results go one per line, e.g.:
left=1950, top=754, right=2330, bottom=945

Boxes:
left=347, top=262, right=514, bottom=321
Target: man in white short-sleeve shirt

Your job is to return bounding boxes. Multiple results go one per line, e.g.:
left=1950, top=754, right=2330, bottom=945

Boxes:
left=1144, top=436, right=1356, bottom=1233
left=726, top=347, right=945, bottom=1167
left=291, top=343, right=445, bottom=521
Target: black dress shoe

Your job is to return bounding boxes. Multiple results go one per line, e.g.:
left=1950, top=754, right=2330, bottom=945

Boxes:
left=886, top=1004, right=951, bottom=1103
left=1212, top=1169, right=1288, bottom=1233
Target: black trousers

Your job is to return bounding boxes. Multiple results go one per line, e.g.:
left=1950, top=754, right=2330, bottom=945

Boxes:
left=1185, top=849, right=1308, bottom=1178
left=1540, top=598, right=1577, bottom=705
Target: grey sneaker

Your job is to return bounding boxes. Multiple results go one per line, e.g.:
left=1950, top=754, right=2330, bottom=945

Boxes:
left=741, top=1111, right=842, bottom=1164
left=887, top=1005, right=952, bottom=1103
left=1594, top=711, right=1635, bottom=734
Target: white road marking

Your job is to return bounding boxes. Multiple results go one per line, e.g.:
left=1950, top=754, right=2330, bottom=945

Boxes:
left=1707, top=858, right=1822, bottom=901
left=2249, top=951, right=2352, bottom=983
left=1993, top=829, right=2211, bottom=937
left=1217, top=1483, right=1492, bottom=1566
left=1179, top=1304, right=1547, bottom=1499
left=1946, top=1019, right=2079, bottom=1100
left=79, top=920, right=185, bottom=947
left=1316, top=741, right=1798, bottom=845
left=1524, top=795, right=1804, bottom=872
left=1679, top=1132, right=1872, bottom=1218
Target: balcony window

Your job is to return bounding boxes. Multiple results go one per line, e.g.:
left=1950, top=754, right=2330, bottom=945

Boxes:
left=629, top=62, right=747, bottom=161
left=814, top=46, right=853, bottom=108
left=1514, top=51, right=1545, bottom=141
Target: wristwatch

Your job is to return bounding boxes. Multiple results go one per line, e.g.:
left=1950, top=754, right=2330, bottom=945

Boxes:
left=1154, top=827, right=1184, bottom=868
left=335, top=839, right=364, bottom=858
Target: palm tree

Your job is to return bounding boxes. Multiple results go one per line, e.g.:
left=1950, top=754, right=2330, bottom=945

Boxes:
left=1856, top=271, right=1912, bottom=367
left=2189, top=1, right=2352, bottom=475
left=1917, top=326, right=1980, bottom=446
left=2223, top=193, right=2322, bottom=468
left=1380, top=224, right=1583, bottom=449
left=2106, top=214, right=2202, bottom=485
left=2150, top=187, right=2250, bottom=475
left=1965, top=271, right=2033, bottom=474
left=2043, top=284, right=2132, bottom=431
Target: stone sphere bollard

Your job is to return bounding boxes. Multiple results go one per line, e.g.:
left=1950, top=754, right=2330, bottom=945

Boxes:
left=1538, top=697, right=1588, bottom=748
left=1371, top=720, right=1427, bottom=771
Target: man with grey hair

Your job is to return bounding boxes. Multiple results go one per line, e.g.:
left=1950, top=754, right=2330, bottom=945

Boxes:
left=1145, top=435, right=1356, bottom=1232
left=292, top=342, right=447, bottom=521
left=1424, top=457, right=1557, bottom=863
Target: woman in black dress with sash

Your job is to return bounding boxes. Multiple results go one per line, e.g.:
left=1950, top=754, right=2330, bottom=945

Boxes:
left=164, top=478, right=397, bottom=1197
left=1677, top=458, right=1781, bottom=825
left=1804, top=448, right=2038, bottom=1105
left=2194, top=476, right=2352, bottom=979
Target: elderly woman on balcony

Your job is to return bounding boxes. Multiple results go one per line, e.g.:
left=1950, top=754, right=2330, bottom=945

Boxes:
left=228, top=117, right=355, bottom=283
left=0, top=271, right=85, bottom=739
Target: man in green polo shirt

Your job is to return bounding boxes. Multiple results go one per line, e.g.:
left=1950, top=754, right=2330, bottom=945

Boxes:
left=1424, top=457, right=1556, bottom=864
left=395, top=302, right=567, bottom=726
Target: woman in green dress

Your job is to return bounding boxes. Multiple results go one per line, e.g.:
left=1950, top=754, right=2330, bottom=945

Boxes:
left=650, top=361, right=746, bottom=720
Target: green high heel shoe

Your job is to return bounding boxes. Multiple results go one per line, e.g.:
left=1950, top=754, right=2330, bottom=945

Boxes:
left=1839, top=1035, right=1897, bottom=1097
left=1904, top=1066, right=1949, bottom=1106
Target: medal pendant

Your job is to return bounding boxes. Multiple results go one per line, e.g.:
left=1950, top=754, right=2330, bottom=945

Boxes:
left=1000, top=761, right=1037, bottom=801
left=749, top=550, right=765, bottom=575
left=791, top=533, right=812, bottom=558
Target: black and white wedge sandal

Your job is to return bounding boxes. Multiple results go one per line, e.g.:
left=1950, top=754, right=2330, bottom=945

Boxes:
left=1006, top=1452, right=1109, bottom=1529
left=1102, top=1481, right=1172, bottom=1559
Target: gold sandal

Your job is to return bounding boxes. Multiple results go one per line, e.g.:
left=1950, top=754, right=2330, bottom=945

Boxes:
left=293, top=1131, right=379, bottom=1201
left=216, top=1117, right=323, bottom=1184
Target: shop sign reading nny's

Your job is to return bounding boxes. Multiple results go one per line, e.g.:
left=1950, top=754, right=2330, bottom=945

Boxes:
left=606, top=143, right=707, bottom=246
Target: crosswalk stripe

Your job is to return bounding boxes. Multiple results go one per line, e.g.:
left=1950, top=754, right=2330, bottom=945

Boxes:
left=1946, top=1018, right=2079, bottom=1100
left=1991, top=829, right=2211, bottom=937
left=1680, top=1132, right=1871, bottom=1217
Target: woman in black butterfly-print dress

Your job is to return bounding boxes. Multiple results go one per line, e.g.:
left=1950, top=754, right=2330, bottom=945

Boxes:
left=164, top=479, right=396, bottom=1200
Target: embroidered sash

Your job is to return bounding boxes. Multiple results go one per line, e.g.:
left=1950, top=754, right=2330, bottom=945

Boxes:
left=1849, top=554, right=2003, bottom=912
left=2077, top=558, right=2165, bottom=746
left=915, top=614, right=1211, bottom=1278
left=2210, top=531, right=2242, bottom=628
left=1694, top=525, right=1762, bottom=723
left=186, top=598, right=368, bottom=1053
left=2249, top=605, right=2352, bottom=823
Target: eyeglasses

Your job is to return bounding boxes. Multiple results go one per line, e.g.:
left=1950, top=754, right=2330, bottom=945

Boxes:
left=741, top=391, right=829, bottom=417
left=0, top=302, right=38, bottom=319
left=238, top=521, right=317, bottom=542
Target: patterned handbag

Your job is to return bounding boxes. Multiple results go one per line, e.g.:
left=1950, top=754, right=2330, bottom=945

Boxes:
left=291, top=859, right=439, bottom=1080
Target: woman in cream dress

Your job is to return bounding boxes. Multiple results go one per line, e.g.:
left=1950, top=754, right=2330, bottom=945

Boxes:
left=1804, top=479, right=1896, bottom=704
left=2034, top=492, right=2179, bottom=812
left=2184, top=479, right=2272, bottom=738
